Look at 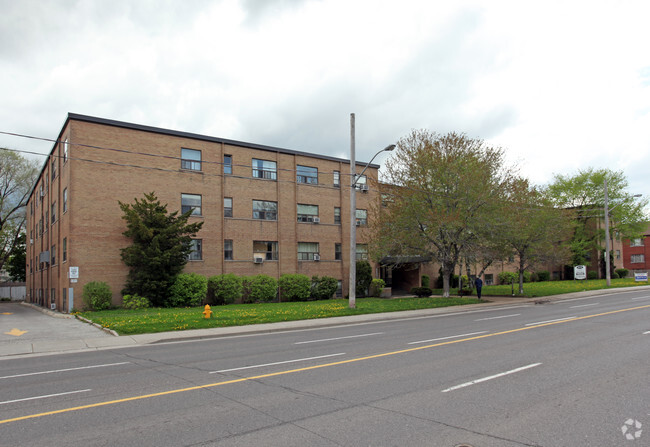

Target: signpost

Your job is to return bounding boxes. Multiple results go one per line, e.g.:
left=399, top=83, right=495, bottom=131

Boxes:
left=69, top=266, right=79, bottom=284
left=634, top=272, right=648, bottom=282
left=574, top=265, right=587, bottom=280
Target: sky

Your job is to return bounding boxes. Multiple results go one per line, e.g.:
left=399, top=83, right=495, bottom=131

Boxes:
left=1, top=0, right=650, bottom=196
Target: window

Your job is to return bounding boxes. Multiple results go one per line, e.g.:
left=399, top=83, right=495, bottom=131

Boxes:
left=51, top=202, right=56, bottom=224
left=381, top=193, right=394, bottom=207
left=51, top=159, right=57, bottom=180
left=356, top=244, right=368, bottom=261
left=51, top=245, right=56, bottom=265
left=631, top=238, right=643, bottom=247
left=616, top=250, right=621, bottom=260
left=181, top=194, right=202, bottom=215
left=631, top=254, right=645, bottom=263
left=334, top=207, right=341, bottom=224
left=253, top=200, right=277, bottom=220
left=63, top=188, right=68, bottom=213
left=63, top=138, right=69, bottom=163
left=181, top=148, right=202, bottom=171
left=356, top=209, right=367, bottom=226
left=44, top=211, right=48, bottom=232
left=188, top=239, right=202, bottom=260
left=298, top=242, right=319, bottom=261
left=224, top=197, right=233, bottom=218
left=254, top=241, right=278, bottom=261
left=39, top=218, right=43, bottom=236
left=224, top=239, right=233, bottom=260
left=297, top=165, right=318, bottom=184
left=297, top=204, right=319, bottom=222
left=62, top=238, right=67, bottom=262
left=335, top=243, right=342, bottom=260
left=485, top=274, right=494, bottom=285
left=333, top=170, right=340, bottom=188
left=224, top=155, right=232, bottom=175
left=252, top=159, right=277, bottom=180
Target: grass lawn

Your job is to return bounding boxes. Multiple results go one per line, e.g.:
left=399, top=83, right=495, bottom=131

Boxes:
left=77, top=296, right=481, bottom=335
left=77, top=277, right=649, bottom=336
left=472, top=277, right=648, bottom=298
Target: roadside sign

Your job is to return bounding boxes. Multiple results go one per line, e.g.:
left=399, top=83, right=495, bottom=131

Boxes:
left=634, top=272, right=648, bottom=282
left=574, top=265, right=587, bottom=280
left=69, top=266, right=79, bottom=279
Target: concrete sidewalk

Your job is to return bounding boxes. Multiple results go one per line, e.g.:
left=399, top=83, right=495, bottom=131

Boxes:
left=2, top=286, right=647, bottom=359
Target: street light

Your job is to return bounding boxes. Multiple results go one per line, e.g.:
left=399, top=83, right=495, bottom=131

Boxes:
left=603, top=178, right=641, bottom=286
left=349, top=112, right=396, bottom=309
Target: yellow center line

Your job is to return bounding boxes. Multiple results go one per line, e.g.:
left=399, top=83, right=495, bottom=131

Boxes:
left=2, top=303, right=649, bottom=425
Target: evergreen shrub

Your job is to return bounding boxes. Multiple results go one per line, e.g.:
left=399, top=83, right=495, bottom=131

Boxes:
left=279, top=274, right=311, bottom=301
left=166, top=273, right=207, bottom=307
left=207, top=274, right=243, bottom=305
left=310, top=276, right=338, bottom=300
left=82, top=281, right=112, bottom=311
left=369, top=278, right=386, bottom=297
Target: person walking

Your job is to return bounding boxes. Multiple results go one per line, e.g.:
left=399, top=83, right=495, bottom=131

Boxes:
left=475, top=276, right=483, bottom=300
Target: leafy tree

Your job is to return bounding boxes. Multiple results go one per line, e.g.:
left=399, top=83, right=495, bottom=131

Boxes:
left=0, top=150, right=39, bottom=274
left=499, top=178, right=573, bottom=294
left=6, top=233, right=26, bottom=281
left=546, top=168, right=648, bottom=267
left=373, top=131, right=516, bottom=297
left=119, top=192, right=203, bottom=307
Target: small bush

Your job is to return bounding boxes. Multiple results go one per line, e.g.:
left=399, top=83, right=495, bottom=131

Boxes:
left=523, top=271, right=532, bottom=283
left=537, top=271, right=550, bottom=282
left=82, top=281, right=112, bottom=311
left=615, top=268, right=629, bottom=278
left=166, top=273, right=207, bottom=307
left=411, top=286, right=432, bottom=298
left=421, top=275, right=430, bottom=288
left=207, top=274, right=243, bottom=305
left=244, top=275, right=278, bottom=303
left=369, top=278, right=386, bottom=297
left=587, top=271, right=598, bottom=280
left=122, top=294, right=151, bottom=310
left=310, top=276, right=338, bottom=300
left=279, top=274, right=311, bottom=302
left=611, top=271, right=620, bottom=279
left=498, top=271, right=517, bottom=285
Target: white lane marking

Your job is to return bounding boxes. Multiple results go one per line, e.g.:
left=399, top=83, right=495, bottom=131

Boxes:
left=525, top=317, right=576, bottom=326
left=631, top=296, right=650, bottom=301
left=643, top=331, right=650, bottom=335
left=474, top=314, right=520, bottom=321
left=569, top=303, right=600, bottom=309
left=0, top=389, right=91, bottom=405
left=295, top=332, right=384, bottom=345
left=408, top=331, right=488, bottom=345
left=0, top=362, right=131, bottom=380
left=442, top=363, right=542, bottom=393
left=210, top=353, right=346, bottom=374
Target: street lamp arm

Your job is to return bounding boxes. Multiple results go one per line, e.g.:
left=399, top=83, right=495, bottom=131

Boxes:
left=353, top=144, right=396, bottom=186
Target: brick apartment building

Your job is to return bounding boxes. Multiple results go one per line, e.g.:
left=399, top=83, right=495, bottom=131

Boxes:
left=26, top=113, right=399, bottom=311
left=622, top=224, right=650, bottom=273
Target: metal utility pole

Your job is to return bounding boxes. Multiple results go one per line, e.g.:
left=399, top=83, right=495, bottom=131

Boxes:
left=349, top=113, right=357, bottom=308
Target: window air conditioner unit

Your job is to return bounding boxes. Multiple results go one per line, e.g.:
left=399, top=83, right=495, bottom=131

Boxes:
left=312, top=217, right=320, bottom=224
left=30, top=239, right=34, bottom=245
left=356, top=220, right=361, bottom=226
left=254, top=257, right=264, bottom=264
left=50, top=303, right=56, bottom=310
left=40, top=190, right=46, bottom=197
left=313, top=254, right=320, bottom=261
left=359, top=184, right=369, bottom=192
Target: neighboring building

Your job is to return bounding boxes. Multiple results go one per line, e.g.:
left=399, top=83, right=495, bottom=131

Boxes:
left=26, top=113, right=392, bottom=311
left=622, top=225, right=650, bottom=274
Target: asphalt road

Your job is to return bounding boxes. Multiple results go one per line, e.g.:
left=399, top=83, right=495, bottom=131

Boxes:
left=1, top=290, right=649, bottom=446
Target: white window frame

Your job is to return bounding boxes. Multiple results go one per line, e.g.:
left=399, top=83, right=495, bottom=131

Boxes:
left=181, top=148, right=202, bottom=171
left=188, top=239, right=202, bottom=261
left=630, top=254, right=645, bottom=263
left=181, top=193, right=202, bottom=216
left=253, top=200, right=277, bottom=220
left=297, top=165, right=318, bottom=184
left=297, top=204, right=319, bottom=222
left=252, top=159, right=277, bottom=180
left=254, top=241, right=278, bottom=261
left=298, top=242, right=319, bottom=261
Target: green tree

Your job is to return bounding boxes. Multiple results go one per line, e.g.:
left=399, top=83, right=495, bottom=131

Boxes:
left=546, top=168, right=648, bottom=269
left=0, top=150, right=39, bottom=274
left=6, top=233, right=26, bottom=281
left=119, top=192, right=203, bottom=307
left=499, top=178, right=573, bottom=294
left=356, top=260, right=372, bottom=297
left=373, top=131, right=516, bottom=297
